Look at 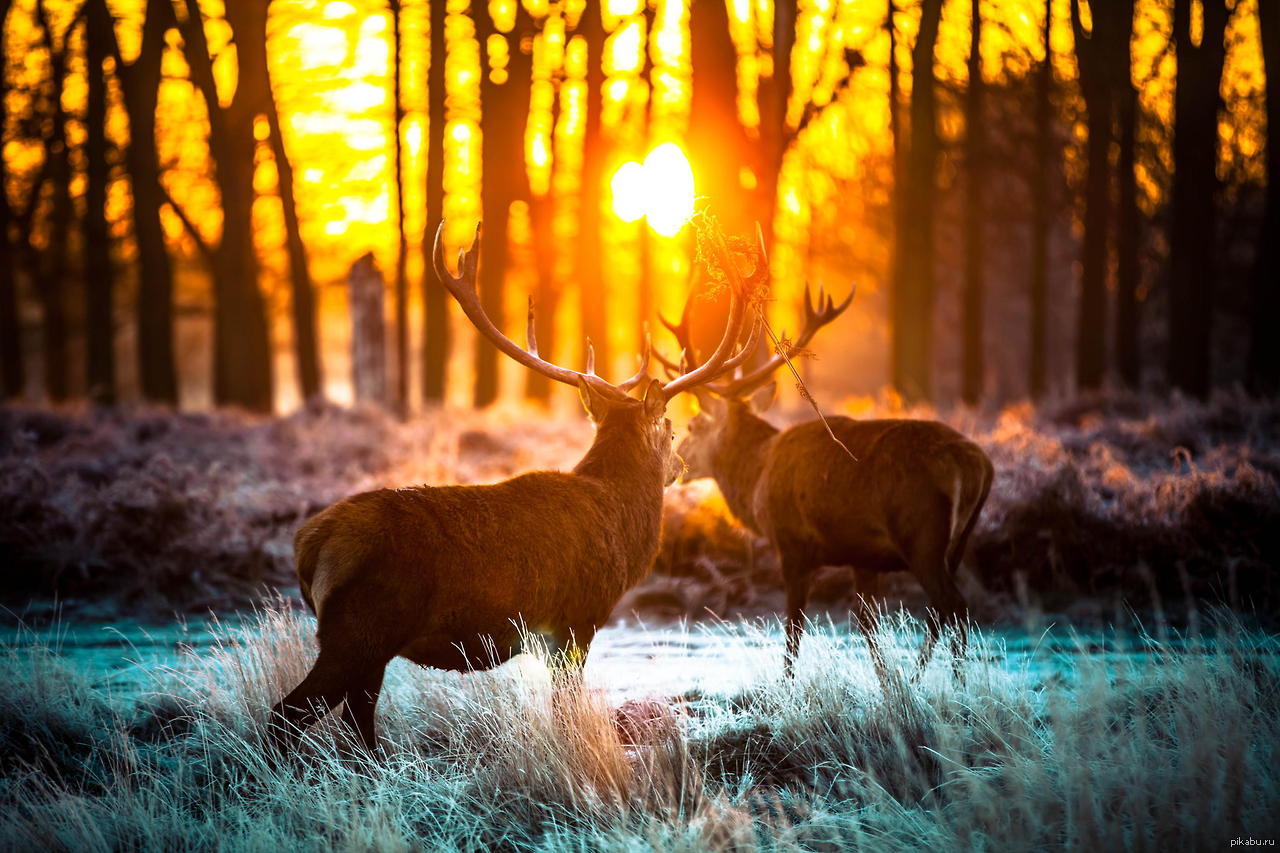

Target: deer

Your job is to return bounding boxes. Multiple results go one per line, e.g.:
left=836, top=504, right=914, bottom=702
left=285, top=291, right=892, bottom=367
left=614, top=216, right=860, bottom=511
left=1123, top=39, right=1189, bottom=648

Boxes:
left=267, top=221, right=762, bottom=754
left=660, top=283, right=995, bottom=681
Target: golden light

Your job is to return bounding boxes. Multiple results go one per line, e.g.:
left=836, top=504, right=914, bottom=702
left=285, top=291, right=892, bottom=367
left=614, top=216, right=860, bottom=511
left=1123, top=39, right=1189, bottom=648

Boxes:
left=611, top=161, right=647, bottom=223
left=642, top=143, right=695, bottom=236
left=610, top=143, right=695, bottom=236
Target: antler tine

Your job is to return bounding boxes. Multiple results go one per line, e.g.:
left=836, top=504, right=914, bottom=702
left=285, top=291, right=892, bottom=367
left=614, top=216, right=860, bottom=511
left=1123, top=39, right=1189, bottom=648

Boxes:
left=433, top=220, right=633, bottom=399
left=718, top=281, right=856, bottom=397
left=659, top=231, right=751, bottom=399
left=617, top=327, right=653, bottom=391
left=585, top=338, right=596, bottom=375
left=526, top=297, right=538, bottom=357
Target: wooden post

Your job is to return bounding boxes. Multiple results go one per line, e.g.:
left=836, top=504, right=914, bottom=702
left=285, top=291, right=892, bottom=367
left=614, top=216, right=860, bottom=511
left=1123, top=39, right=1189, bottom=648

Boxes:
left=349, top=253, right=389, bottom=408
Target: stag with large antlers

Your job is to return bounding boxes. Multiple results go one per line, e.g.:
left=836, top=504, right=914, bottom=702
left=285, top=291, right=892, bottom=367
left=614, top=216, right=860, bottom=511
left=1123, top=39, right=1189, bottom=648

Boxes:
left=268, top=221, right=761, bottom=753
left=668, top=277, right=994, bottom=680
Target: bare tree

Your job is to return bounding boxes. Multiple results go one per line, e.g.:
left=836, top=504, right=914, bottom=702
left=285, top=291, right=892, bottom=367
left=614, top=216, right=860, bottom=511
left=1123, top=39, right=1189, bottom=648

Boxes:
left=1029, top=0, right=1052, bottom=398
left=0, top=0, right=23, bottom=399
left=390, top=0, right=408, bottom=415
left=1070, top=0, right=1112, bottom=392
left=34, top=0, right=70, bottom=403
left=422, top=0, right=450, bottom=403
left=1111, top=0, right=1140, bottom=388
left=177, top=0, right=275, bottom=411
left=1168, top=0, right=1232, bottom=398
left=112, top=0, right=179, bottom=405
left=961, top=0, right=985, bottom=405
left=577, top=1, right=608, bottom=381
left=891, top=0, right=943, bottom=403
left=1249, top=0, right=1279, bottom=394
left=85, top=0, right=115, bottom=404
left=473, top=0, right=535, bottom=406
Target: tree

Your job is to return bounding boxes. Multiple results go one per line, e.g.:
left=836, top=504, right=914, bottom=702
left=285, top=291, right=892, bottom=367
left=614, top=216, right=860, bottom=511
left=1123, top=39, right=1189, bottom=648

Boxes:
left=891, top=0, right=943, bottom=403
left=264, top=71, right=323, bottom=405
left=390, top=0, right=408, bottom=415
left=689, top=0, right=750, bottom=234
left=0, top=0, right=23, bottom=399
left=85, top=0, right=115, bottom=404
left=961, top=0, right=985, bottom=405
left=1111, top=0, right=1140, bottom=388
left=577, top=0, right=608, bottom=381
left=422, top=0, right=450, bottom=403
left=1070, top=0, right=1113, bottom=392
left=1249, top=0, right=1279, bottom=394
left=1029, top=0, right=1052, bottom=398
left=177, top=0, right=275, bottom=412
left=1168, top=0, right=1232, bottom=398
left=474, top=0, right=535, bottom=406
left=34, top=0, right=70, bottom=403
left=110, top=0, right=179, bottom=405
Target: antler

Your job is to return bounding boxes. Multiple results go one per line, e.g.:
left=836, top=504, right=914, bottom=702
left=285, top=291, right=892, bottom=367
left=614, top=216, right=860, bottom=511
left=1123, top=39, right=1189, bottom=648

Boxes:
left=712, top=281, right=855, bottom=397
left=656, top=220, right=769, bottom=400
left=433, top=221, right=649, bottom=400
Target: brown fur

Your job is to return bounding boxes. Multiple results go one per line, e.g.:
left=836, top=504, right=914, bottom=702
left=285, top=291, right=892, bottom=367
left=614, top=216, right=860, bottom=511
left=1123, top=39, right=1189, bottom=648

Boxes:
left=269, top=379, right=680, bottom=751
left=679, top=391, right=994, bottom=677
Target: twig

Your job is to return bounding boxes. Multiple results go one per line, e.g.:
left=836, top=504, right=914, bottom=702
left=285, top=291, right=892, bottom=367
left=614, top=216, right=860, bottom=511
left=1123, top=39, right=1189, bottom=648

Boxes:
left=692, top=212, right=857, bottom=463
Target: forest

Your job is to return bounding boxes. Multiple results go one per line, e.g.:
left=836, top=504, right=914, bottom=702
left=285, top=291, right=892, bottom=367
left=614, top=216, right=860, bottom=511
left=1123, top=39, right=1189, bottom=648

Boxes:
left=1, top=0, right=1279, bottom=850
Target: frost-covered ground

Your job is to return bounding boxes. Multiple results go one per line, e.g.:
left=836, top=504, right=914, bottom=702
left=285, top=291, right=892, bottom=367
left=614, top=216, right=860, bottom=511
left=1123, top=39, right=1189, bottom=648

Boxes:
left=0, top=604, right=1276, bottom=851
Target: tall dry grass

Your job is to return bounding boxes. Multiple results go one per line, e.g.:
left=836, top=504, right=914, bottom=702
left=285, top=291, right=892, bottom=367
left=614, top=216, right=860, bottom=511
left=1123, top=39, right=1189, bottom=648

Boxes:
left=0, top=603, right=1276, bottom=851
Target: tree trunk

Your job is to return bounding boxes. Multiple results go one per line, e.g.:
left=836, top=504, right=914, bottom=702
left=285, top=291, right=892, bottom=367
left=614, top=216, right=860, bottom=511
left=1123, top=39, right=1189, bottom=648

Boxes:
left=689, top=0, right=747, bottom=232
left=0, top=0, right=23, bottom=399
left=120, top=0, right=178, bottom=405
left=391, top=0, right=409, bottom=415
left=755, top=0, right=796, bottom=252
left=85, top=0, right=116, bottom=405
left=422, top=0, right=450, bottom=403
left=525, top=92, right=562, bottom=403
left=1071, top=0, right=1111, bottom=392
left=891, top=0, right=943, bottom=403
left=1029, top=0, right=1051, bottom=398
left=577, top=0, right=608, bottom=381
left=475, top=2, right=534, bottom=406
left=1249, top=0, right=1280, bottom=394
left=961, top=0, right=984, bottom=405
left=1111, top=0, right=1140, bottom=389
left=1168, top=0, right=1231, bottom=398
left=887, top=0, right=904, bottom=392
left=39, top=2, right=71, bottom=403
left=181, top=0, right=275, bottom=412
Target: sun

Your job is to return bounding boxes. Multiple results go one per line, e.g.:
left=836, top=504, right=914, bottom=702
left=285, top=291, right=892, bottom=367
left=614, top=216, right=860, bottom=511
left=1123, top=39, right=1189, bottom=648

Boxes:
left=610, top=143, right=695, bottom=237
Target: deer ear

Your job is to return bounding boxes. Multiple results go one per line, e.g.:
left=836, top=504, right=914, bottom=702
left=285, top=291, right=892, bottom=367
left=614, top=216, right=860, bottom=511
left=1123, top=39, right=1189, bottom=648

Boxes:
left=748, top=381, right=777, bottom=413
left=693, top=388, right=726, bottom=418
left=642, top=377, right=667, bottom=419
left=577, top=377, right=606, bottom=421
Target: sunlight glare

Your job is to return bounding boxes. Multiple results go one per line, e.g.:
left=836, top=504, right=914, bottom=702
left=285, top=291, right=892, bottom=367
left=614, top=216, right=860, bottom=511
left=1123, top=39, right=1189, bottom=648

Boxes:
left=610, top=143, right=694, bottom=236
left=642, top=143, right=694, bottom=236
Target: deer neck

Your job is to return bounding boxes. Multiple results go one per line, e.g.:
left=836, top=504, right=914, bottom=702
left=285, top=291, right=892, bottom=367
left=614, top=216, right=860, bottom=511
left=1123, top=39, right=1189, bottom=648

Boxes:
left=710, top=407, right=777, bottom=533
left=573, top=418, right=665, bottom=498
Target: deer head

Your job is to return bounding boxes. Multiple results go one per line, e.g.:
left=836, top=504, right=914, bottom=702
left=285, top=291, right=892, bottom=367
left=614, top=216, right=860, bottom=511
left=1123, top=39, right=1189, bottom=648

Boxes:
left=432, top=221, right=756, bottom=480
left=664, top=279, right=853, bottom=482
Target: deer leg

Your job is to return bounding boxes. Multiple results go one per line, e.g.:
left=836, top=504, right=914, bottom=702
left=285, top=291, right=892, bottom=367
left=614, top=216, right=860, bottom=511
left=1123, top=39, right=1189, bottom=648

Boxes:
left=339, top=665, right=388, bottom=754
left=913, top=566, right=968, bottom=675
left=782, top=561, right=812, bottom=678
left=907, top=513, right=969, bottom=676
left=851, top=570, right=891, bottom=685
left=268, top=649, right=353, bottom=752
